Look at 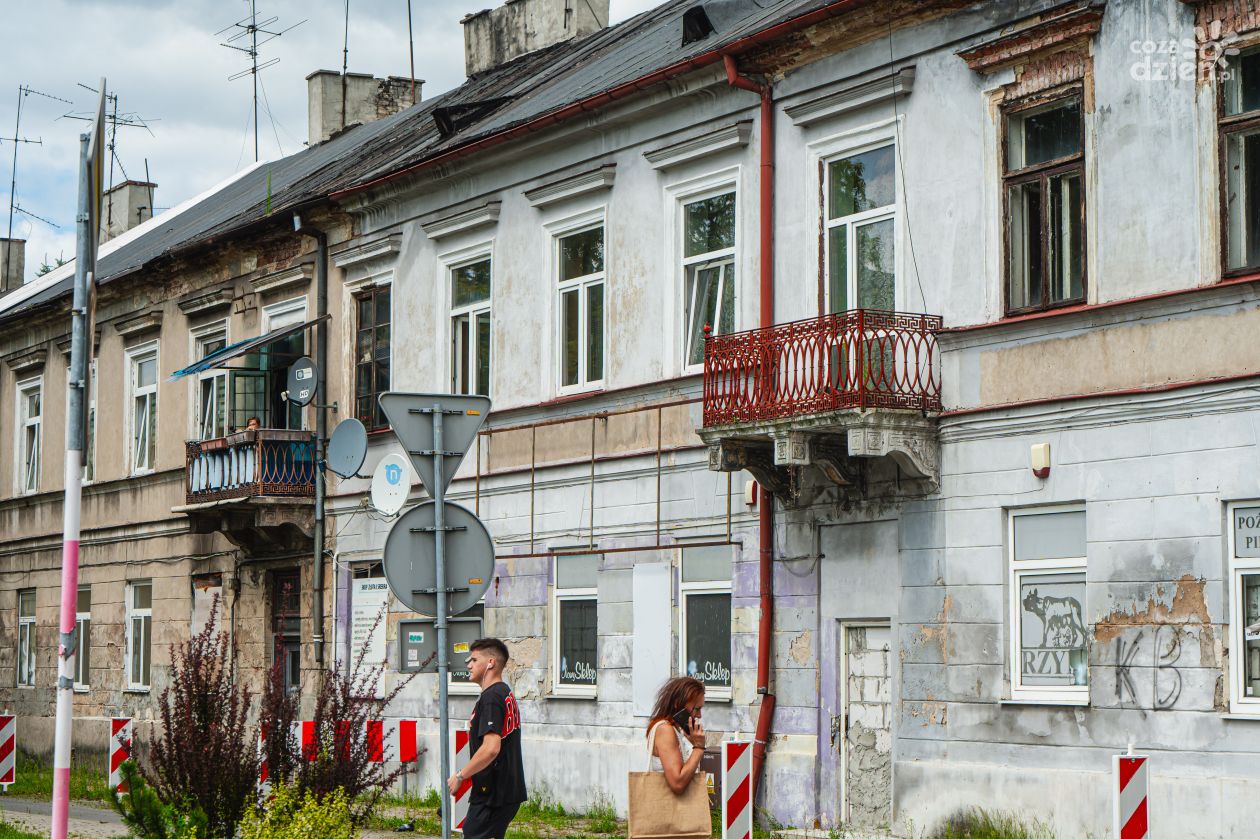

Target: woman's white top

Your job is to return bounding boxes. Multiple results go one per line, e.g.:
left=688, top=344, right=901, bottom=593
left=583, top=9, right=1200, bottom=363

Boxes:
left=647, top=719, right=693, bottom=771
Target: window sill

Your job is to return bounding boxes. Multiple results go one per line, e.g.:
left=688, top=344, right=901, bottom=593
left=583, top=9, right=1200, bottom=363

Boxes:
left=1000, top=696, right=1089, bottom=707
left=73, top=687, right=89, bottom=694
left=541, top=387, right=606, bottom=408
left=1223, top=712, right=1260, bottom=721
left=548, top=688, right=597, bottom=700
left=123, top=687, right=151, bottom=694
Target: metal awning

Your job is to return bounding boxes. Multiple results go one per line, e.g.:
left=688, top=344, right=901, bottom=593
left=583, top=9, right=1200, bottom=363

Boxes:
left=168, top=314, right=328, bottom=380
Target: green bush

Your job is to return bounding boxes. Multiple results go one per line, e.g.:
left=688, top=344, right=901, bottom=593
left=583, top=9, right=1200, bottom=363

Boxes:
left=930, top=808, right=1055, bottom=839
left=238, top=782, right=356, bottom=839
left=111, top=760, right=208, bottom=839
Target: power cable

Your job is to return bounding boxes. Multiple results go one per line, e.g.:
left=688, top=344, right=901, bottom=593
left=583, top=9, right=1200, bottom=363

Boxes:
left=887, top=21, right=928, bottom=313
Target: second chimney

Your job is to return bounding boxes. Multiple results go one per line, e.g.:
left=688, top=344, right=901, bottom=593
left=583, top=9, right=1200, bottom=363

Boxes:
left=0, top=238, right=24, bottom=295
left=101, top=181, right=156, bottom=244
left=307, top=71, right=422, bottom=145
left=463, top=0, right=610, bottom=77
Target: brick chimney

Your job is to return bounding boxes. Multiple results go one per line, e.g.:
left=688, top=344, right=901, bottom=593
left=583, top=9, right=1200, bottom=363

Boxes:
left=101, top=180, right=156, bottom=243
left=462, top=0, right=609, bottom=77
left=306, top=71, right=422, bottom=145
left=0, top=238, right=25, bottom=295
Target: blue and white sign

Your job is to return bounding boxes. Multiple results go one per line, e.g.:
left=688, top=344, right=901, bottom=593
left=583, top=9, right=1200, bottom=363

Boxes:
left=371, top=453, right=411, bottom=516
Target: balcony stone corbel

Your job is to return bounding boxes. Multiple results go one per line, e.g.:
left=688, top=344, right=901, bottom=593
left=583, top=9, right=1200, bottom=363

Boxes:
left=706, top=439, right=792, bottom=498
left=810, top=439, right=862, bottom=491
left=846, top=421, right=939, bottom=483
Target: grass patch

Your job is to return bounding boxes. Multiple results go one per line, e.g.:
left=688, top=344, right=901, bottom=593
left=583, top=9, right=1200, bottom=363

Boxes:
left=3, top=750, right=112, bottom=805
left=0, top=821, right=44, bottom=839
left=929, top=808, right=1056, bottom=839
left=370, top=784, right=628, bottom=837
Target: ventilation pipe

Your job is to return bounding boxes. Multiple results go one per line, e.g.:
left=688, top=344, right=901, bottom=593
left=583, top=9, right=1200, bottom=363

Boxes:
left=723, top=52, right=776, bottom=803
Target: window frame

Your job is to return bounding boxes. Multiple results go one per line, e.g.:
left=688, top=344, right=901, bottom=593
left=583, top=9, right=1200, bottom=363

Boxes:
left=550, top=553, right=599, bottom=698
left=74, top=584, right=91, bottom=692
left=270, top=568, right=302, bottom=694
left=446, top=249, right=493, bottom=398
left=261, top=298, right=310, bottom=432
left=677, top=546, right=733, bottom=702
left=1000, top=88, right=1088, bottom=316
left=125, top=580, right=152, bottom=691
left=190, top=321, right=230, bottom=442
left=1007, top=505, right=1089, bottom=704
left=15, top=376, right=42, bottom=495
left=125, top=342, right=160, bottom=475
left=679, top=188, right=738, bottom=373
left=1218, top=44, right=1260, bottom=277
left=553, top=219, right=607, bottom=396
left=822, top=141, right=898, bottom=316
left=353, top=285, right=392, bottom=431
left=82, top=361, right=97, bottom=484
left=1226, top=500, right=1260, bottom=715
left=16, top=588, right=35, bottom=688
left=666, top=177, right=739, bottom=374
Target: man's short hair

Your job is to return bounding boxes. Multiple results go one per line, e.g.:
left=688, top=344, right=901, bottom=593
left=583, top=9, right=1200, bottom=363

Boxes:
left=470, top=637, right=510, bottom=668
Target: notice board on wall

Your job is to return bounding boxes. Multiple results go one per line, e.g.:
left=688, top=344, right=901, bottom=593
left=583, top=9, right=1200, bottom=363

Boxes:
left=351, top=577, right=391, bottom=698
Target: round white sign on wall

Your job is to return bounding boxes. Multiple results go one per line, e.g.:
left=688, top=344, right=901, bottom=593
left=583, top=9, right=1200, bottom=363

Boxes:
left=371, top=453, right=412, bottom=516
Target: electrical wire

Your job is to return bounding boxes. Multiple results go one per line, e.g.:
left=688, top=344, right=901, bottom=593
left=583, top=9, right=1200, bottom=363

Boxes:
left=257, top=72, right=286, bottom=157
left=887, top=21, right=929, bottom=314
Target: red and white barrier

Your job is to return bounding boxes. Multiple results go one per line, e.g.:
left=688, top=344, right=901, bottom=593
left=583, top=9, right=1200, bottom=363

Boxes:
left=451, top=726, right=471, bottom=833
left=257, top=728, right=272, bottom=797
left=0, top=715, right=15, bottom=790
left=109, top=718, right=133, bottom=795
left=721, top=740, right=752, bottom=839
left=383, top=719, right=419, bottom=764
left=1113, top=751, right=1149, bottom=839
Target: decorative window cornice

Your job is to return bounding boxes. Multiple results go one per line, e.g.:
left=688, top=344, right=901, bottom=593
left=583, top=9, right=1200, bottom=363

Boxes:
left=784, top=69, right=915, bottom=127
left=250, top=263, right=313, bottom=296
left=958, top=3, right=1104, bottom=74
left=55, top=328, right=100, bottom=356
left=644, top=122, right=752, bottom=171
left=420, top=201, right=501, bottom=240
left=4, top=347, right=47, bottom=374
left=177, top=287, right=234, bottom=316
left=114, top=308, right=164, bottom=340
left=524, top=164, right=616, bottom=209
left=332, top=234, right=403, bottom=270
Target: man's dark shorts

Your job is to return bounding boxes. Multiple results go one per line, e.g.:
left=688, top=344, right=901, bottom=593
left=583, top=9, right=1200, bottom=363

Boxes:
left=463, top=801, right=521, bottom=839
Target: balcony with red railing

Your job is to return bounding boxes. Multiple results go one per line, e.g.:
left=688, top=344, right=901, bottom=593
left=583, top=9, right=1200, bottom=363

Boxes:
left=176, top=428, right=316, bottom=554
left=698, top=309, right=943, bottom=495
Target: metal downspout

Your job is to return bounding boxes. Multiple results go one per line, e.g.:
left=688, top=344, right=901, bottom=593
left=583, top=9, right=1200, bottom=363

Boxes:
left=723, top=53, right=777, bottom=803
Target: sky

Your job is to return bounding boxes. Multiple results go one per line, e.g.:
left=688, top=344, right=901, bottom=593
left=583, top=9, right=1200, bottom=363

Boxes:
left=1, top=0, right=664, bottom=282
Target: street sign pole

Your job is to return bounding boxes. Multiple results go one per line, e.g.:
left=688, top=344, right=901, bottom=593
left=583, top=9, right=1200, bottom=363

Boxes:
left=433, top=403, right=451, bottom=839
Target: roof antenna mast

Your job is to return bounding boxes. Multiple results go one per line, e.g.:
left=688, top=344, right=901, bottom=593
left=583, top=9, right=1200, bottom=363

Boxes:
left=217, top=0, right=305, bottom=163
left=4, top=85, right=71, bottom=281
left=64, top=83, right=156, bottom=233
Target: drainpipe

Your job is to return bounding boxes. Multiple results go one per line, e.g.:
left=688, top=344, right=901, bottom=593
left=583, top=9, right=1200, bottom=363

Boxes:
left=723, top=53, right=777, bottom=803
left=294, top=213, right=329, bottom=668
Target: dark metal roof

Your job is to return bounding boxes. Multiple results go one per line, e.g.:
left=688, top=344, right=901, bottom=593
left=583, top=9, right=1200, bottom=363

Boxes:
left=1, top=0, right=847, bottom=323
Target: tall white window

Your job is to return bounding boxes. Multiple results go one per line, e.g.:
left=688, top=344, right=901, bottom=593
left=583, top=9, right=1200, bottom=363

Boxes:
left=679, top=545, right=732, bottom=699
left=556, top=226, right=605, bottom=392
left=552, top=554, right=598, bottom=696
left=193, top=325, right=228, bottom=440
left=682, top=191, right=736, bottom=369
left=75, top=585, right=91, bottom=691
left=1228, top=503, right=1260, bottom=714
left=16, top=589, right=35, bottom=687
left=127, top=344, right=159, bottom=474
left=16, top=378, right=41, bottom=494
left=1008, top=507, right=1088, bottom=702
left=824, top=144, right=896, bottom=314
left=450, top=257, right=491, bottom=397
left=126, top=580, right=152, bottom=690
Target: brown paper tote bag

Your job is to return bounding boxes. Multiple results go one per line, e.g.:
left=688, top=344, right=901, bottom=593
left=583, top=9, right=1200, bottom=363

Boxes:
left=627, top=721, right=712, bottom=839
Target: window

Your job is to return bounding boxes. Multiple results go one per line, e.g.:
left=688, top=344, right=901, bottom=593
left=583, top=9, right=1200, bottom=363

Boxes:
left=1008, top=507, right=1088, bottom=702
left=355, top=286, right=391, bottom=429
left=682, top=192, right=736, bottom=368
left=125, top=581, right=152, bottom=690
left=261, top=300, right=308, bottom=431
left=552, top=554, right=598, bottom=695
left=127, top=344, right=159, bottom=473
left=1003, top=95, right=1086, bottom=313
left=193, top=326, right=228, bottom=440
left=84, top=361, right=97, bottom=482
left=679, top=545, right=732, bottom=698
left=16, top=589, right=35, bottom=687
left=271, top=570, right=301, bottom=693
left=1222, top=46, right=1260, bottom=273
left=16, top=378, right=41, bottom=494
left=556, top=227, right=605, bottom=391
left=1227, top=502, right=1260, bottom=714
left=75, top=585, right=90, bottom=691
left=825, top=145, right=896, bottom=316
left=451, top=258, right=491, bottom=396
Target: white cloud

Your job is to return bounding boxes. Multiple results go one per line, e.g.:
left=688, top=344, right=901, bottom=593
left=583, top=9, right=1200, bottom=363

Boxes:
left=2, top=0, right=669, bottom=283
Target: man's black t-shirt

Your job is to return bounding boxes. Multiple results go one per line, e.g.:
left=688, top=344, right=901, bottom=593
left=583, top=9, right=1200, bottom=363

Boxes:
left=468, top=681, right=526, bottom=806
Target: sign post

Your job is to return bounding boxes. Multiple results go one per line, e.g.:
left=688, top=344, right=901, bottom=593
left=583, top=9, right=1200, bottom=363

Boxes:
left=379, top=393, right=491, bottom=839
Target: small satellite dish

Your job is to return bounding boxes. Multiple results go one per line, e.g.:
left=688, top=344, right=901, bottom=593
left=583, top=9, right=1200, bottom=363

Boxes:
left=371, top=453, right=411, bottom=516
left=326, top=418, right=368, bottom=478
left=286, top=357, right=318, bottom=407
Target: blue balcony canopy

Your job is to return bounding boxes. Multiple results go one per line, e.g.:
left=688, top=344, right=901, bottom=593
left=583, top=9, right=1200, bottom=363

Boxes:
left=168, top=314, right=328, bottom=380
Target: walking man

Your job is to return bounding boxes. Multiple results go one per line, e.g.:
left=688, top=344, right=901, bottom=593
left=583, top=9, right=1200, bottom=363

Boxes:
left=447, top=638, right=526, bottom=839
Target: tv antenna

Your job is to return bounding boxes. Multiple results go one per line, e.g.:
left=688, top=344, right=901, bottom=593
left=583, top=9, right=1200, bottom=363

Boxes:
left=5, top=85, right=71, bottom=280
left=217, top=0, right=305, bottom=163
left=63, top=83, right=157, bottom=234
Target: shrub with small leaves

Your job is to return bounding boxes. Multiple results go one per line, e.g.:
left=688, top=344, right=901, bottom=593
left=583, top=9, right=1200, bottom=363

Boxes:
left=111, top=760, right=208, bottom=839
left=238, top=782, right=355, bottom=839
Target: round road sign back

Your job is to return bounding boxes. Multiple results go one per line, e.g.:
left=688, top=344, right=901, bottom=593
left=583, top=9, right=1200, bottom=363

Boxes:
left=383, top=501, right=494, bottom=617
left=371, top=453, right=411, bottom=516
left=286, top=357, right=317, bottom=406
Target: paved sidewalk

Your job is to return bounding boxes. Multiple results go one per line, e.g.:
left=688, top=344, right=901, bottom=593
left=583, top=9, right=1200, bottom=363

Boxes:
left=0, top=797, right=127, bottom=838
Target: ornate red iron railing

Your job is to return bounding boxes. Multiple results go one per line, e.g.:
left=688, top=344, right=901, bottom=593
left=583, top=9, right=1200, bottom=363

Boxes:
left=702, top=309, right=943, bottom=427
left=185, top=429, right=317, bottom=504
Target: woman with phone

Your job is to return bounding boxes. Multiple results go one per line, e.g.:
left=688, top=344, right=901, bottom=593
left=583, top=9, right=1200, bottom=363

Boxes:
left=646, top=676, right=707, bottom=794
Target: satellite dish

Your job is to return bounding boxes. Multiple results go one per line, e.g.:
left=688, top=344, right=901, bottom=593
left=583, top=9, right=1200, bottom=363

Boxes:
left=286, top=357, right=318, bottom=406
left=326, top=418, right=368, bottom=478
left=371, top=453, right=411, bottom=516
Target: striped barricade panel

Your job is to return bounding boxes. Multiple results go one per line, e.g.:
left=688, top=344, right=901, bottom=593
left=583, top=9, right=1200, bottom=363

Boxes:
left=722, top=740, right=753, bottom=839
left=109, top=718, right=133, bottom=794
left=1113, top=753, right=1149, bottom=839
left=452, top=726, right=471, bottom=833
left=0, top=715, right=15, bottom=788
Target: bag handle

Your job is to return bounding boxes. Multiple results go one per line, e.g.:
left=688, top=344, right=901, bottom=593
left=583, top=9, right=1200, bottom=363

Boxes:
left=645, top=720, right=667, bottom=770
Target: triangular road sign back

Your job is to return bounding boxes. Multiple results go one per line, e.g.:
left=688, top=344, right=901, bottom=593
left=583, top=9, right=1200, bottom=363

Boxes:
left=378, top=392, right=491, bottom=496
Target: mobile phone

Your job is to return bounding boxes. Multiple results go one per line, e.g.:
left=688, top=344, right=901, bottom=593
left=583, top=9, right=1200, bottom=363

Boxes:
left=672, top=707, right=692, bottom=728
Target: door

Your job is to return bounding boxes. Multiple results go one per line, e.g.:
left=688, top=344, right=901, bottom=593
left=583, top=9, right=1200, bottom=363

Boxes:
left=840, top=621, right=892, bottom=830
